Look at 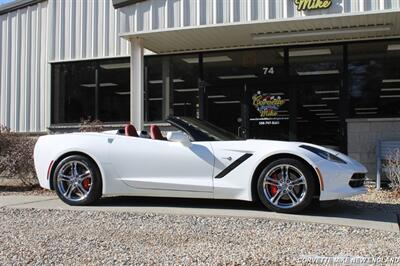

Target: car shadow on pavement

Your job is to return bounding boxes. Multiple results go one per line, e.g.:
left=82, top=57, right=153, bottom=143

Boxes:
left=0, top=185, right=40, bottom=192
left=96, top=196, right=261, bottom=210
left=94, top=196, right=400, bottom=225
left=304, top=200, right=400, bottom=224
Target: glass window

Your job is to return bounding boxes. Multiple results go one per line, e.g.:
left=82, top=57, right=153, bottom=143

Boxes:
left=144, top=56, right=164, bottom=121
left=203, top=48, right=286, bottom=136
left=98, top=59, right=130, bottom=122
left=171, top=54, right=199, bottom=118
left=348, top=41, right=400, bottom=118
left=294, top=79, right=342, bottom=146
left=290, top=45, right=343, bottom=148
left=52, top=58, right=130, bottom=124
left=290, top=46, right=343, bottom=77
left=144, top=54, right=199, bottom=122
left=52, top=61, right=96, bottom=124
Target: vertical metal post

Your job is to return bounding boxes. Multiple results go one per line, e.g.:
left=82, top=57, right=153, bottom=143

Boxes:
left=144, top=66, right=149, bottom=122
left=241, top=83, right=250, bottom=139
left=162, top=57, right=171, bottom=119
left=286, top=48, right=296, bottom=141
left=341, top=44, right=349, bottom=153
left=198, top=53, right=205, bottom=120
left=94, top=66, right=99, bottom=120
left=376, top=141, right=381, bottom=190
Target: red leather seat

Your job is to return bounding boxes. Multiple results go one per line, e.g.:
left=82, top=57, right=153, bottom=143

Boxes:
left=150, top=125, right=166, bottom=140
left=124, top=124, right=138, bottom=137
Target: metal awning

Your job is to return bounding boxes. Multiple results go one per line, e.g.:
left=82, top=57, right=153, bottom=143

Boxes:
left=121, top=10, right=400, bottom=54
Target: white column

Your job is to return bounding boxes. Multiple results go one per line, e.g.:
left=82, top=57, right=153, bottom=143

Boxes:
left=130, top=37, right=144, bottom=130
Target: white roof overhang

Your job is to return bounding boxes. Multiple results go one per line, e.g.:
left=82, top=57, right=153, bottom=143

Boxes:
left=121, top=10, right=400, bottom=54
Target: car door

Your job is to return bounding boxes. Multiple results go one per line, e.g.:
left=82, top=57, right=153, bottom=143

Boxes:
left=108, top=135, right=215, bottom=192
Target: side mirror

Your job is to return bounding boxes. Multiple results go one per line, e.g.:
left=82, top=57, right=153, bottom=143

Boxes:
left=167, top=131, right=192, bottom=147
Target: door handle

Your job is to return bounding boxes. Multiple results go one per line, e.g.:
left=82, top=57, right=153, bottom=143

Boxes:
left=222, top=156, right=232, bottom=161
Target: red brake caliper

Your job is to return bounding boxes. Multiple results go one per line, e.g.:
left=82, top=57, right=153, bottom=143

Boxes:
left=82, top=177, right=91, bottom=190
left=269, top=173, right=278, bottom=196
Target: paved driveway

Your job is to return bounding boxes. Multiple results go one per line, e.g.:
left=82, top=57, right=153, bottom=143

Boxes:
left=1, top=195, right=399, bottom=232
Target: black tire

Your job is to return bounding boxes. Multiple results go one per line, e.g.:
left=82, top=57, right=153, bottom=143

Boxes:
left=257, top=158, right=316, bottom=214
left=53, top=155, right=102, bottom=206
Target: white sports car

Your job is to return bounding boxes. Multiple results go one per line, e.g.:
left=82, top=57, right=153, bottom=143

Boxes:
left=34, top=116, right=367, bottom=213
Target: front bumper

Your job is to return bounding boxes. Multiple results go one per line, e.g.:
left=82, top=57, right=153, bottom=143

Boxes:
left=317, top=159, right=368, bottom=201
left=320, top=185, right=367, bottom=201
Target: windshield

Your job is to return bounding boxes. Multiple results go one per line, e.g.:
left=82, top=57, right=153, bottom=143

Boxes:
left=166, top=116, right=242, bottom=141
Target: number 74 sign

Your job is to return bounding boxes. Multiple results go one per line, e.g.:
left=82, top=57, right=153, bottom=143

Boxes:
left=263, top=67, right=275, bottom=75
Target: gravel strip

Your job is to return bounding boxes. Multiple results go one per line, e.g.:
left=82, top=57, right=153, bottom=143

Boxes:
left=0, top=208, right=399, bottom=265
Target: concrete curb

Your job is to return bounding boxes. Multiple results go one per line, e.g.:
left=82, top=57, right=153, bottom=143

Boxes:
left=1, top=195, right=399, bottom=233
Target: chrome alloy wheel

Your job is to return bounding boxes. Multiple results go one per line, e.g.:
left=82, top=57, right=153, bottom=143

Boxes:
left=262, top=164, right=308, bottom=209
left=56, top=160, right=93, bottom=202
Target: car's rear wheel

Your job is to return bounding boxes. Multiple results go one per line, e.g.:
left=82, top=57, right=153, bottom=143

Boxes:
left=257, top=158, right=315, bottom=213
left=53, top=155, right=102, bottom=206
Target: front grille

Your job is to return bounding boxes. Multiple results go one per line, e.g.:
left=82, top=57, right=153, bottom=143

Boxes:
left=349, top=173, right=366, bottom=188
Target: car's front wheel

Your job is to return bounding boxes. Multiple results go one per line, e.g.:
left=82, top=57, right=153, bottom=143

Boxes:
left=53, top=155, right=102, bottom=206
left=257, top=158, right=315, bottom=213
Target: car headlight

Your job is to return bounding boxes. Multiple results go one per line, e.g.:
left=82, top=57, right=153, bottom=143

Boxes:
left=300, top=145, right=347, bottom=164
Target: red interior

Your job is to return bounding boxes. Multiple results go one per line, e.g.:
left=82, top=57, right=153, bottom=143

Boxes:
left=150, top=125, right=166, bottom=140
left=125, top=124, right=139, bottom=137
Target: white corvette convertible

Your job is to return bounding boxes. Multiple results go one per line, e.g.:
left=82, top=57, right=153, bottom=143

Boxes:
left=34, top=116, right=367, bottom=213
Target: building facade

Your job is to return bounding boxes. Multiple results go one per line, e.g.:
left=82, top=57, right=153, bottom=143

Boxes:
left=1, top=0, right=400, bottom=176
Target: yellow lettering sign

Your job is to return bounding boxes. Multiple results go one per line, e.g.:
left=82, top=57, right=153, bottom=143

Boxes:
left=252, top=95, right=285, bottom=108
left=294, top=0, right=332, bottom=11
left=252, top=94, right=286, bottom=118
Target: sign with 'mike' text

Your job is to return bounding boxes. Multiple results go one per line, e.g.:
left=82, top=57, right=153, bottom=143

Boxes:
left=294, top=0, right=332, bottom=11
left=250, top=91, right=288, bottom=126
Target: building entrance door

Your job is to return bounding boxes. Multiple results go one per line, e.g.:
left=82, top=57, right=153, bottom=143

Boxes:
left=246, top=82, right=291, bottom=141
left=244, top=75, right=346, bottom=151
left=204, top=80, right=288, bottom=140
left=200, top=45, right=345, bottom=151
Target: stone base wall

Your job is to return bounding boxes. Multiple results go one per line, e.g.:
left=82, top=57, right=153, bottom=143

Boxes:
left=347, top=118, right=400, bottom=180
